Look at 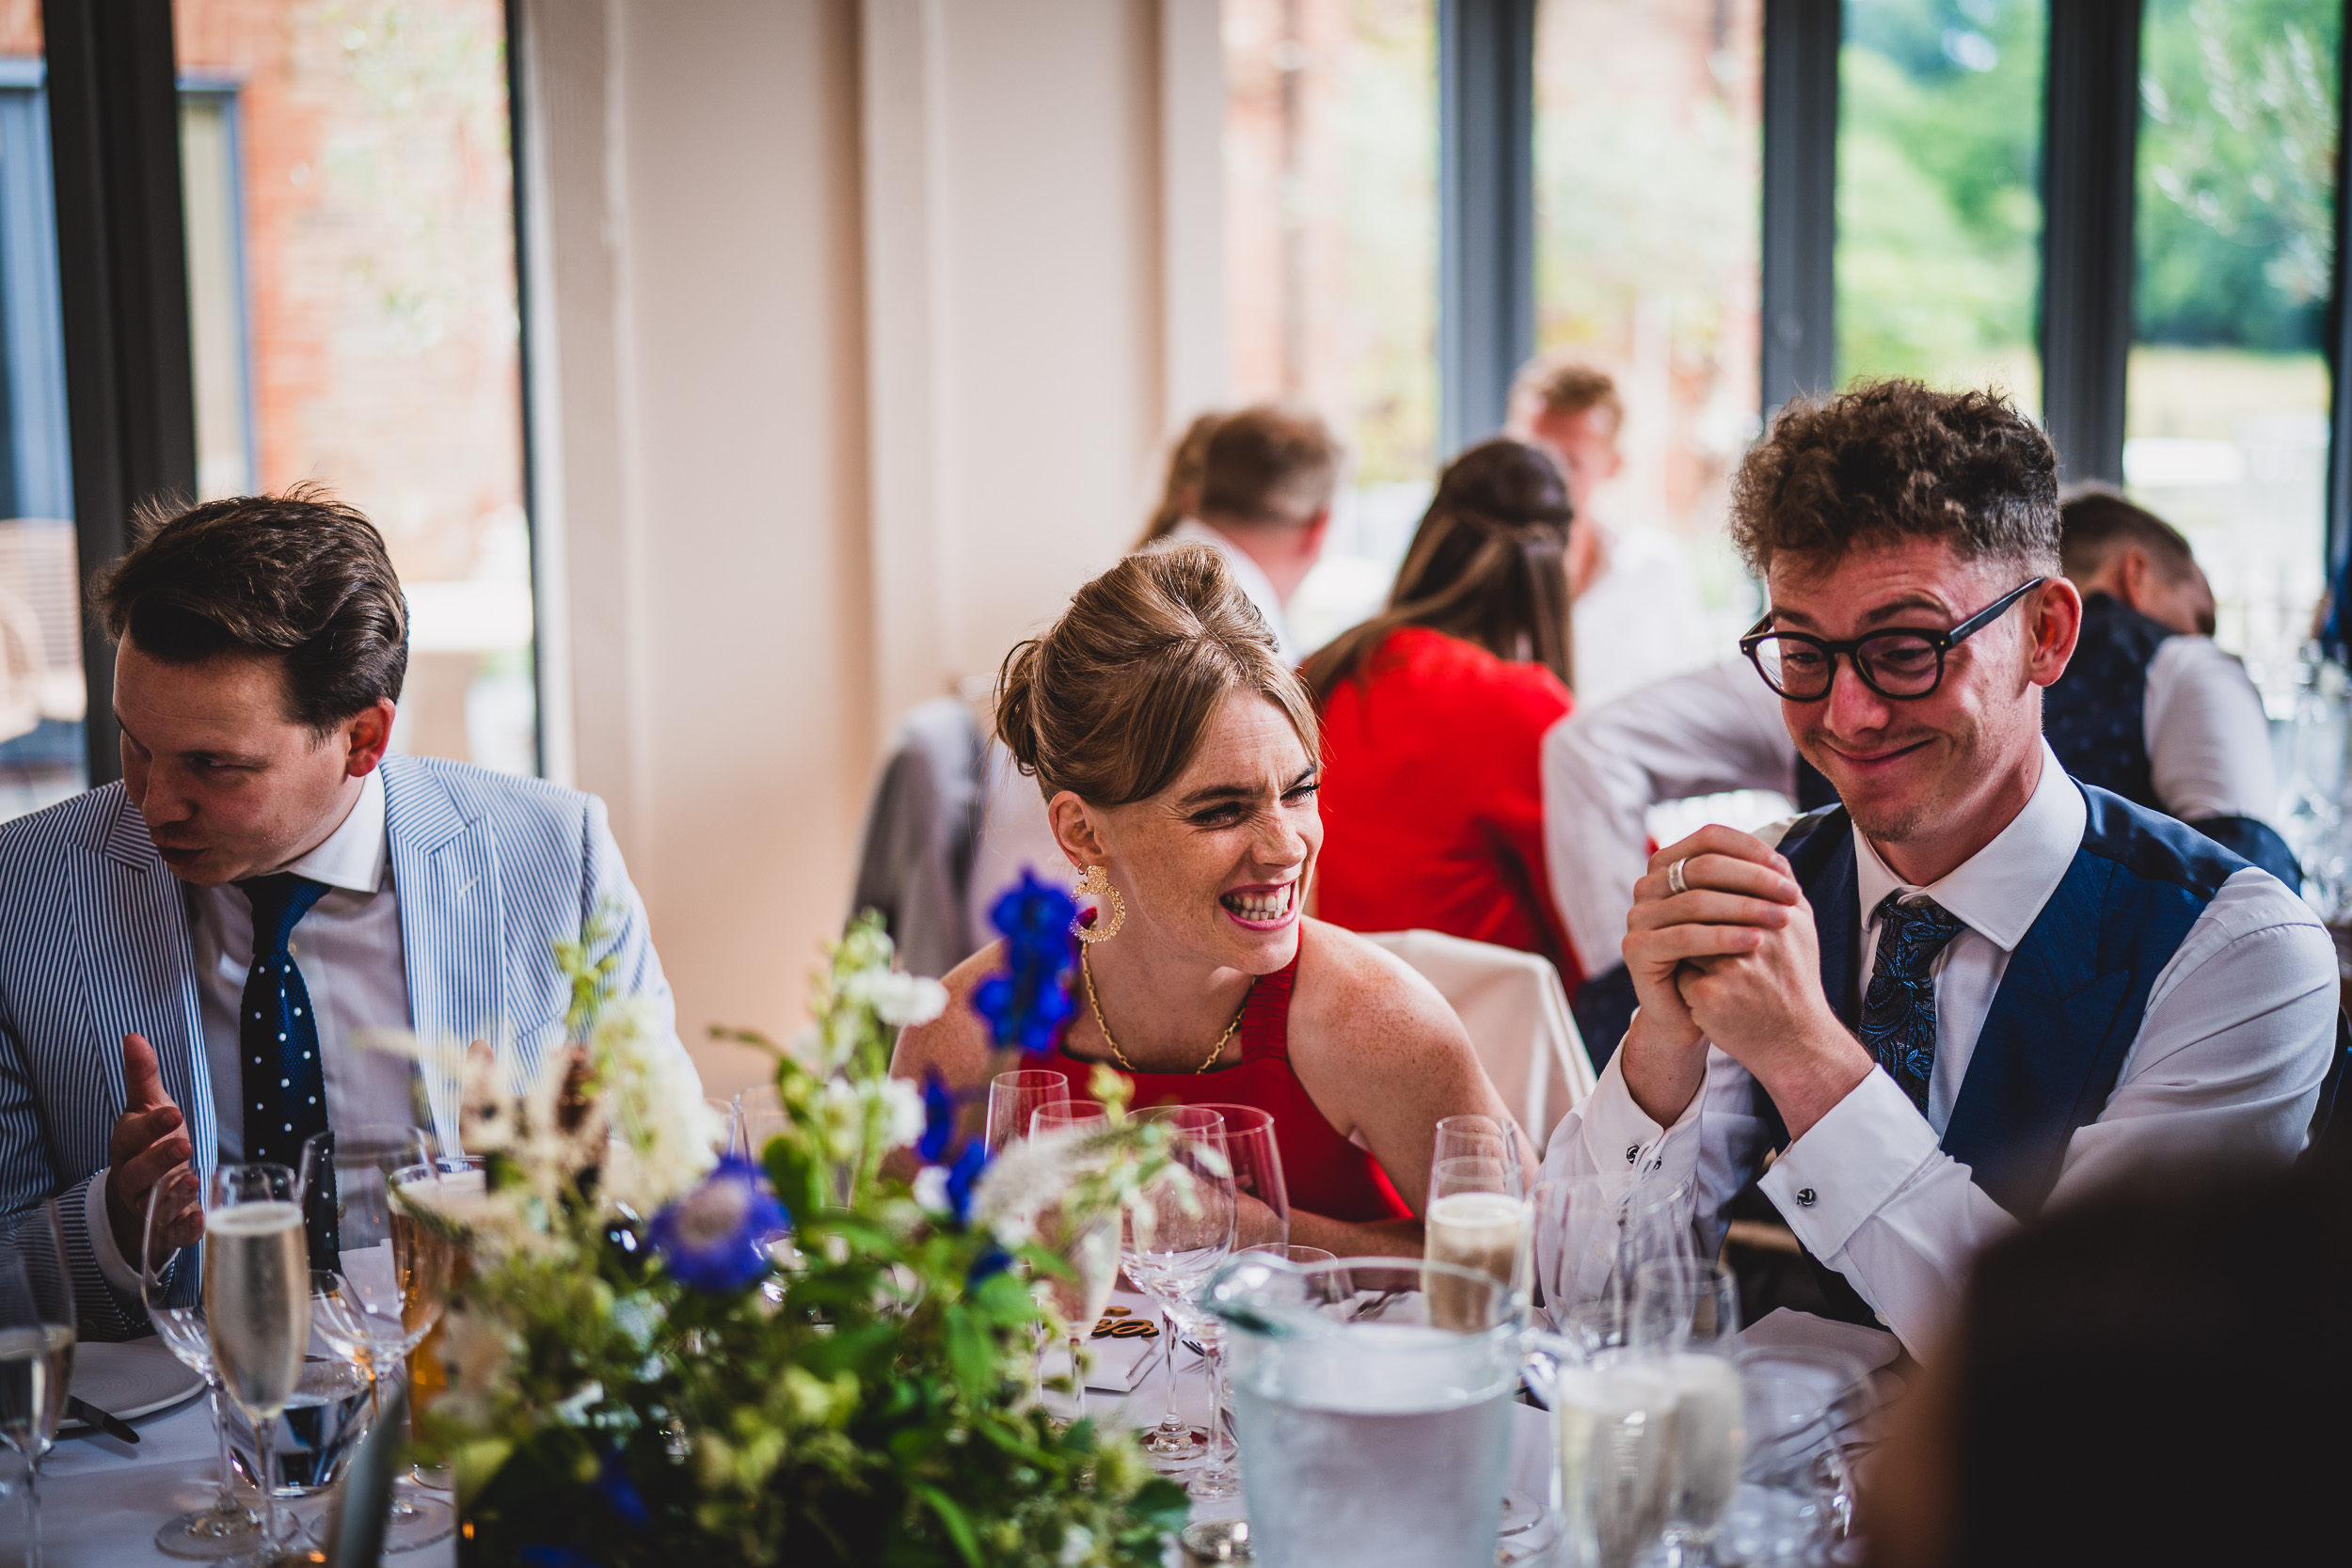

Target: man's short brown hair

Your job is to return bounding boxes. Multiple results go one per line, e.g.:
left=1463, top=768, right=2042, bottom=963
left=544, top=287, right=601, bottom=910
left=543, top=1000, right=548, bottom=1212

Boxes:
left=95, top=484, right=409, bottom=731
left=1195, top=404, right=1343, bottom=531
left=1728, top=379, right=2059, bottom=577
left=1513, top=356, right=1624, bottom=430
left=2058, top=484, right=2197, bottom=583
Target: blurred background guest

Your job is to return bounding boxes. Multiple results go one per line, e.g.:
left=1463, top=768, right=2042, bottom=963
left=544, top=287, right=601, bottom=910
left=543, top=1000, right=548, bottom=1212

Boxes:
left=1142, top=403, right=1343, bottom=664
left=895, top=546, right=1518, bottom=1254
left=1305, top=438, right=1582, bottom=990
left=1134, top=410, right=1225, bottom=549
left=1865, top=1150, right=2350, bottom=1567
left=1512, top=357, right=1710, bottom=706
left=1549, top=485, right=2296, bottom=1058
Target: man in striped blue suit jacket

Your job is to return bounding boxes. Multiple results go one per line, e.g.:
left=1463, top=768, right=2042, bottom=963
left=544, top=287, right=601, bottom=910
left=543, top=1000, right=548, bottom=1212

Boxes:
left=0, top=488, right=698, bottom=1338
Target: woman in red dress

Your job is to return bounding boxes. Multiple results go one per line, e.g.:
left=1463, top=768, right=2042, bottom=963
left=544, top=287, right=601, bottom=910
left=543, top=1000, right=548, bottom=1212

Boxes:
left=1304, top=439, right=1583, bottom=990
left=891, top=546, right=1518, bottom=1255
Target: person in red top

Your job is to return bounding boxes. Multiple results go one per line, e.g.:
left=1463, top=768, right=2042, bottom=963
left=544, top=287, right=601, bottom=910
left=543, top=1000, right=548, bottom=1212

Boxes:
left=1306, top=438, right=1583, bottom=990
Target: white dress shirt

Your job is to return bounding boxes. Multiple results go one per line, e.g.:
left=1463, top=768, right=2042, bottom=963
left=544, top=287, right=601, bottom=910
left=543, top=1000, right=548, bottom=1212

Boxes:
left=88, top=768, right=418, bottom=1291
left=1543, top=638, right=2283, bottom=983
left=1166, top=518, right=1299, bottom=665
left=1537, top=742, right=2336, bottom=1355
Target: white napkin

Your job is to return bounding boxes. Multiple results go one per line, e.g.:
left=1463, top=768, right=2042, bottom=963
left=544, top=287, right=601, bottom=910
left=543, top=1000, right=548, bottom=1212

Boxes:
left=1735, top=1307, right=1902, bottom=1372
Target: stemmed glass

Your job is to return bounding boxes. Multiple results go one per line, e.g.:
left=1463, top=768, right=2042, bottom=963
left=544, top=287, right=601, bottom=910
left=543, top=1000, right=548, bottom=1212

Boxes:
left=0, top=1201, right=73, bottom=1568
left=1123, top=1108, right=1235, bottom=1482
left=1186, top=1104, right=1285, bottom=1499
left=1027, top=1101, right=1115, bottom=1419
left=303, top=1126, right=456, bottom=1551
left=985, top=1070, right=1069, bottom=1155
left=143, top=1180, right=276, bottom=1560
left=1631, top=1258, right=1745, bottom=1565
left=201, top=1163, right=310, bottom=1568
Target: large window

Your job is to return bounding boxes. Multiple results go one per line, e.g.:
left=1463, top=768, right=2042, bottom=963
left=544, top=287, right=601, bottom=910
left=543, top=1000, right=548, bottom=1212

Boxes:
left=174, top=0, right=534, bottom=774
left=2126, top=0, right=2340, bottom=696
left=1533, top=0, right=1765, bottom=696
left=1836, top=0, right=2047, bottom=407
left=1224, top=0, right=1439, bottom=650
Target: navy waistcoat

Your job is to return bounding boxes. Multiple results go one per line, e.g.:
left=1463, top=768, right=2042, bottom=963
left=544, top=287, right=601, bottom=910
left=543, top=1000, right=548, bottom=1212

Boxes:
left=2041, top=593, right=2175, bottom=810
left=1768, top=779, right=2244, bottom=1226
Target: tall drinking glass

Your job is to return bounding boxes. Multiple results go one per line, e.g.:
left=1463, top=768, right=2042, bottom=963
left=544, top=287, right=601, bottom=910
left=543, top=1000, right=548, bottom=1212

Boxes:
left=1425, top=1156, right=1529, bottom=1330
left=985, top=1069, right=1069, bottom=1155
left=1631, top=1259, right=1744, bottom=1564
left=303, top=1127, right=455, bottom=1551
left=1120, top=1106, right=1232, bottom=1468
left=144, top=1180, right=273, bottom=1559
left=0, top=1202, right=73, bottom=1568
left=1432, top=1114, right=1523, bottom=1195
left=203, top=1164, right=310, bottom=1568
left=1026, top=1101, right=1116, bottom=1418
left=1186, top=1104, right=1285, bottom=1499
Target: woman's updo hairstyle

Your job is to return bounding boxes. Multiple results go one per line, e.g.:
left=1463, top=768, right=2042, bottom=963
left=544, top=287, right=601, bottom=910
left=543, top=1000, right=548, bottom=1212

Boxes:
left=996, top=545, right=1322, bottom=806
left=1302, top=437, right=1576, bottom=702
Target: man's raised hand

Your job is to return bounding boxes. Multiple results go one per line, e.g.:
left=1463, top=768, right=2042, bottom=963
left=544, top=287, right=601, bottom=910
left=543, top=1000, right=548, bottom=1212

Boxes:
left=104, top=1033, right=199, bottom=1271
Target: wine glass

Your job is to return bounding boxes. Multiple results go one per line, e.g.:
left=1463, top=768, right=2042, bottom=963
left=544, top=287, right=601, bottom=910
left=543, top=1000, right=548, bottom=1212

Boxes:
left=1120, top=1105, right=1228, bottom=1465
left=0, top=1201, right=73, bottom=1568
left=1631, top=1258, right=1744, bottom=1564
left=1432, top=1113, right=1523, bottom=1196
left=302, top=1127, right=455, bottom=1551
left=704, top=1097, right=741, bottom=1157
left=202, top=1163, right=310, bottom=1568
left=1186, top=1105, right=1285, bottom=1499
left=144, top=1179, right=275, bottom=1560
left=985, top=1069, right=1069, bottom=1155
left=1126, top=1110, right=1237, bottom=1496
left=1028, top=1100, right=1114, bottom=1412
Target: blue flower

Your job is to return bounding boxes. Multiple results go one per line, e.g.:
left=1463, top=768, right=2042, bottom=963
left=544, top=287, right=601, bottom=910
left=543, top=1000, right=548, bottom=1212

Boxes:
left=944, top=1138, right=990, bottom=1226
left=967, top=1244, right=1012, bottom=1286
left=647, top=1156, right=790, bottom=1292
left=595, top=1444, right=649, bottom=1530
left=917, top=1068, right=959, bottom=1163
left=972, top=869, right=1080, bottom=1051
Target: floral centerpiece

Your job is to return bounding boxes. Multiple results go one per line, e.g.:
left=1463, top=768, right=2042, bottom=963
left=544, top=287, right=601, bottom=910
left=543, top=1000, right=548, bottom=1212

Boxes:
left=413, top=879, right=1190, bottom=1565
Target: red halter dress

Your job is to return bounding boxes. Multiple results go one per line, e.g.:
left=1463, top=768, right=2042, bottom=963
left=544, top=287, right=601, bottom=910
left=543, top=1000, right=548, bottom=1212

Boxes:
left=1017, top=938, right=1414, bottom=1224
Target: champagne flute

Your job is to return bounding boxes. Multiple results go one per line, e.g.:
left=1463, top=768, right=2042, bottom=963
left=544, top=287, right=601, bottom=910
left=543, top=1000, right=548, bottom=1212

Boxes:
left=203, top=1163, right=310, bottom=1568
left=1126, top=1111, right=1236, bottom=1496
left=0, top=1201, right=73, bottom=1568
left=1426, top=1156, right=1528, bottom=1328
left=302, top=1127, right=455, bottom=1551
left=1120, top=1105, right=1227, bottom=1465
left=1432, top=1113, right=1524, bottom=1196
left=1029, top=1101, right=1112, bottom=1411
left=1631, top=1258, right=1744, bottom=1565
left=985, top=1069, right=1069, bottom=1155
left=144, top=1179, right=273, bottom=1559
left=1187, top=1104, right=1286, bottom=1499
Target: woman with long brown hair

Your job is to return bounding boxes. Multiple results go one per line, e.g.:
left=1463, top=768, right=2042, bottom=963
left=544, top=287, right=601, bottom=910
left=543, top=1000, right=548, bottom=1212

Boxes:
left=1303, top=437, right=1584, bottom=989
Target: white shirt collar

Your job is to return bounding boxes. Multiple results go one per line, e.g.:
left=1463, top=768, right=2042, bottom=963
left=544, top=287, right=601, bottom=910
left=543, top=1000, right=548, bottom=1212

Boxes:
left=1851, top=739, right=2085, bottom=952
left=282, top=766, right=389, bottom=895
left=1166, top=518, right=1298, bottom=662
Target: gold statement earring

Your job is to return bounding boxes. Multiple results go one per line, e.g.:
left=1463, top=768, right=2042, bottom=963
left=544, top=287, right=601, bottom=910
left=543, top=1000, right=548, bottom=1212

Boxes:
left=1072, top=865, right=1126, bottom=942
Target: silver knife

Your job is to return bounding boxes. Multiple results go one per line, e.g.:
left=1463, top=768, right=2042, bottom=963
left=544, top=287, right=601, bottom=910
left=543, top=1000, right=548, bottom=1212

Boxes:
left=64, top=1396, right=139, bottom=1445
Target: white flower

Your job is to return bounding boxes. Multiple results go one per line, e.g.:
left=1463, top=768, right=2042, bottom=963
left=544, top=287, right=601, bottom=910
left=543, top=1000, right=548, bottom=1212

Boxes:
left=817, top=1079, right=863, bottom=1162
left=970, top=1125, right=1100, bottom=1248
left=872, top=1077, right=926, bottom=1151
left=591, top=996, right=719, bottom=1212
left=859, top=971, right=949, bottom=1027
left=912, top=1164, right=952, bottom=1216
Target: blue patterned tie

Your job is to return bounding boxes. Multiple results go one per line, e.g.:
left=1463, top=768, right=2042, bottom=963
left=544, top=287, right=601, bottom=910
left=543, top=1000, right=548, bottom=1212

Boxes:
left=239, top=873, right=339, bottom=1267
left=1857, top=892, right=1968, bottom=1117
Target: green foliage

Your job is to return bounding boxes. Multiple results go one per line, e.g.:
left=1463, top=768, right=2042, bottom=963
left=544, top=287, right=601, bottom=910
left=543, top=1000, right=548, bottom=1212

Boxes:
left=418, top=914, right=1187, bottom=1566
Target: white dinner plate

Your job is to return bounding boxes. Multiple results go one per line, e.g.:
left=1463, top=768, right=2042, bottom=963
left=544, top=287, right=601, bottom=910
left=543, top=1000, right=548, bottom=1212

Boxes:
left=62, top=1338, right=206, bottom=1430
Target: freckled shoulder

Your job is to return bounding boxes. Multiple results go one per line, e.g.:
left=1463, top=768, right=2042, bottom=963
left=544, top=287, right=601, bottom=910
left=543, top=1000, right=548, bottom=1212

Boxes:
left=886, top=940, right=1005, bottom=1089
left=1288, top=920, right=1474, bottom=1066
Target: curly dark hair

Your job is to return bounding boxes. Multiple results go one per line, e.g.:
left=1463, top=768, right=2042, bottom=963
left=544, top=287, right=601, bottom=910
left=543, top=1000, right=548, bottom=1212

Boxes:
left=94, top=483, right=409, bottom=732
left=1729, top=379, right=2059, bottom=576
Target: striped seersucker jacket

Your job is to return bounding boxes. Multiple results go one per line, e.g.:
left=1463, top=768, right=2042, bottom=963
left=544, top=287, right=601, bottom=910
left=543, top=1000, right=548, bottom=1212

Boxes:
left=0, top=752, right=691, bottom=1338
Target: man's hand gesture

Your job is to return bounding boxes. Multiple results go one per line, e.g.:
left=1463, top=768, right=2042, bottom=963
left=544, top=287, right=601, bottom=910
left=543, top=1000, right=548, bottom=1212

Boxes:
left=103, top=1033, right=199, bottom=1273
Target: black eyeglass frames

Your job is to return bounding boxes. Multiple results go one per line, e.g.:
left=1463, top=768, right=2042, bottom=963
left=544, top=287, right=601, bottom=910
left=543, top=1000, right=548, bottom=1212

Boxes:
left=1740, top=578, right=2049, bottom=703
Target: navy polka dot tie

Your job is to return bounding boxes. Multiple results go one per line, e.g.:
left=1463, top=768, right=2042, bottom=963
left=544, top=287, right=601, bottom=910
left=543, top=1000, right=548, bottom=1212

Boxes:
left=238, top=873, right=339, bottom=1267
left=1857, top=892, right=1969, bottom=1117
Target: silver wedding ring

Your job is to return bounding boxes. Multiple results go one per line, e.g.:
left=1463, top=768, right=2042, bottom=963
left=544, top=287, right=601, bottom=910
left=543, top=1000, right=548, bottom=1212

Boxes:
left=1666, top=858, right=1690, bottom=896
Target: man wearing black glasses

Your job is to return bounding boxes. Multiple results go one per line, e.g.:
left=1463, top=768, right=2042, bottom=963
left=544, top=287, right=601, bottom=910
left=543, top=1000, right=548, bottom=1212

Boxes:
left=1534, top=380, right=2337, bottom=1354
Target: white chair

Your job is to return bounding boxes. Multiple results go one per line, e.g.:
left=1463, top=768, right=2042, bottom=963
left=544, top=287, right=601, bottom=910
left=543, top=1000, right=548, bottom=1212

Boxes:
left=1360, top=928, right=1597, bottom=1148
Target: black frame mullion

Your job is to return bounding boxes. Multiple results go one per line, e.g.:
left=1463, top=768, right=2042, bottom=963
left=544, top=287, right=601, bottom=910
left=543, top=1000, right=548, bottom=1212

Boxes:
left=2039, top=0, right=2141, bottom=487
left=503, top=0, right=546, bottom=776
left=1437, top=0, right=1536, bottom=456
left=1759, top=0, right=1839, bottom=419
left=2324, top=0, right=2352, bottom=654
left=43, top=0, right=197, bottom=785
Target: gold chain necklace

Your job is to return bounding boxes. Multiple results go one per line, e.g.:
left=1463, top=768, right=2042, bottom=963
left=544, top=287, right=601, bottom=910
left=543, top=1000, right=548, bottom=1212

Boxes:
left=1081, top=946, right=1255, bottom=1074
